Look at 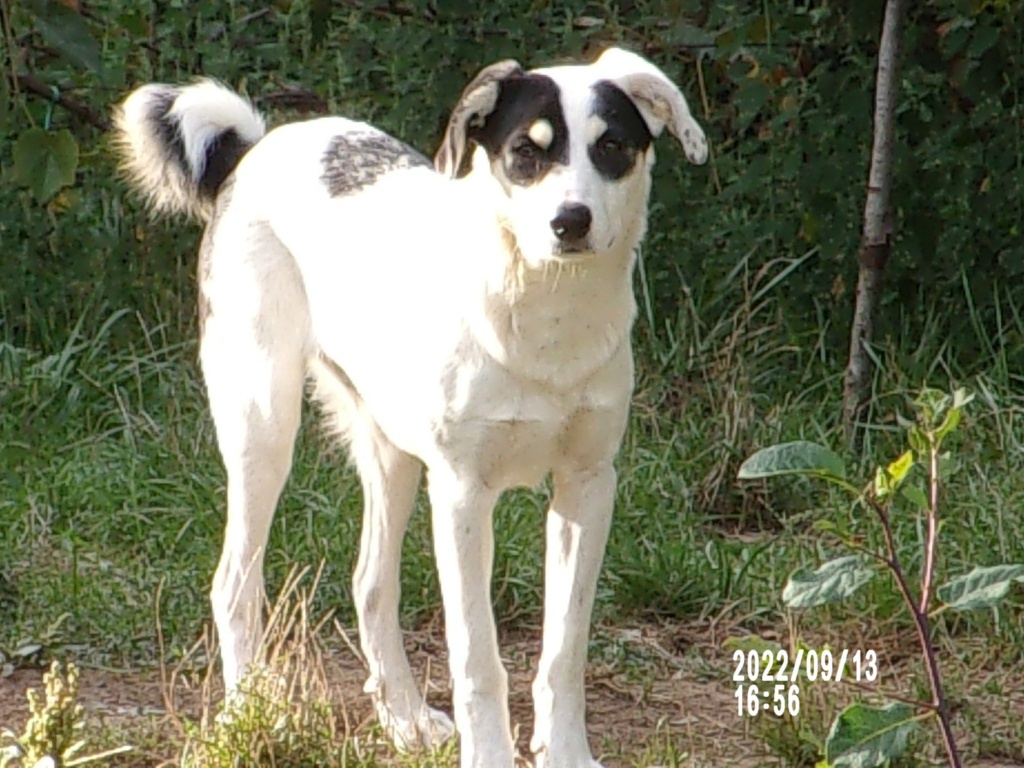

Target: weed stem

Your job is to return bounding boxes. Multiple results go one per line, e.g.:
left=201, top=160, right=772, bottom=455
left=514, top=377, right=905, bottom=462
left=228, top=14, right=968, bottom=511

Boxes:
left=843, top=678, right=934, bottom=712
left=869, top=497, right=962, bottom=768
left=920, top=444, right=940, bottom=613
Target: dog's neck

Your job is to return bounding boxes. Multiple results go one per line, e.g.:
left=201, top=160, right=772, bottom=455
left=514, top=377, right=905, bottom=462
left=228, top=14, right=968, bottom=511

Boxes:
left=472, top=226, right=638, bottom=392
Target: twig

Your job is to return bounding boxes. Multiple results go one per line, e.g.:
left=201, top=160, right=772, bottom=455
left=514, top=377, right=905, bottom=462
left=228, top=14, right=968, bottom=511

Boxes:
left=15, top=72, right=111, bottom=130
left=920, top=440, right=940, bottom=611
left=1, top=0, right=19, bottom=96
left=843, top=677, right=936, bottom=712
left=832, top=534, right=891, bottom=567
left=868, top=495, right=962, bottom=768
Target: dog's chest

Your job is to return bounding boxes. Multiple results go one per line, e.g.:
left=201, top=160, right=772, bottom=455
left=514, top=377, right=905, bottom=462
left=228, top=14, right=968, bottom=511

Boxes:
left=440, top=405, right=569, bottom=490
left=469, top=416, right=561, bottom=489
left=433, top=350, right=628, bottom=490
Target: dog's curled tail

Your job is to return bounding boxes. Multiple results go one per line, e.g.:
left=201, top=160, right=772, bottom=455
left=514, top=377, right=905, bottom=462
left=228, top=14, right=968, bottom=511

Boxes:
left=113, top=80, right=266, bottom=221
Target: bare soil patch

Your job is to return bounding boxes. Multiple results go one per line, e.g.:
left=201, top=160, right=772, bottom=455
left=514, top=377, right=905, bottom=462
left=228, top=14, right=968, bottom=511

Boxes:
left=2, top=620, right=1022, bottom=767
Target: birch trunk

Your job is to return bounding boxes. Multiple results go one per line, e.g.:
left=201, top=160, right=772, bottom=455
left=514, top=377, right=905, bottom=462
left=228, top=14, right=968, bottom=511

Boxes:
left=842, top=0, right=908, bottom=445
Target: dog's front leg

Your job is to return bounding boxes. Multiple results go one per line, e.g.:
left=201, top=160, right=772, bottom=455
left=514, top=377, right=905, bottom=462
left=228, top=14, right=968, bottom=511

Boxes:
left=531, top=462, right=616, bottom=768
left=428, top=468, right=515, bottom=768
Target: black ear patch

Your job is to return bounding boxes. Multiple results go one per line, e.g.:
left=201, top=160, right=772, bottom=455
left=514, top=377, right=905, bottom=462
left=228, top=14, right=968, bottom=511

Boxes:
left=321, top=132, right=431, bottom=197
left=471, top=73, right=569, bottom=186
left=198, top=130, right=248, bottom=198
left=589, top=81, right=653, bottom=181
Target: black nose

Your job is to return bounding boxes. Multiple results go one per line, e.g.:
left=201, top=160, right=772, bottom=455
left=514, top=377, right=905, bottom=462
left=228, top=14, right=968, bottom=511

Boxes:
left=550, top=204, right=592, bottom=243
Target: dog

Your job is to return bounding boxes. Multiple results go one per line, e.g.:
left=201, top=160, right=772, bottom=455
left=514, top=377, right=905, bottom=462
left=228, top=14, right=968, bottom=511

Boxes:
left=114, top=47, right=707, bottom=768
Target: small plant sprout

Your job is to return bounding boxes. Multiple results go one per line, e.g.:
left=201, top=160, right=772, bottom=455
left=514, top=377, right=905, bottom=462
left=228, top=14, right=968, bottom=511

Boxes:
left=178, top=565, right=355, bottom=768
left=739, top=387, right=1024, bottom=768
left=0, top=661, right=132, bottom=768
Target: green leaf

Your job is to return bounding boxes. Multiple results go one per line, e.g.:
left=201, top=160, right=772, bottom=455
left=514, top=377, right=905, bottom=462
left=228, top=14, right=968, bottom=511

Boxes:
left=935, top=407, right=962, bottom=442
left=886, top=450, right=914, bottom=485
left=734, top=76, right=771, bottom=130
left=782, top=556, right=875, bottom=609
left=825, top=702, right=917, bottom=768
left=24, top=0, right=105, bottom=77
left=872, top=466, right=891, bottom=501
left=952, top=388, right=974, bottom=410
left=937, top=564, right=1024, bottom=611
left=914, top=388, right=950, bottom=427
left=13, top=643, right=42, bottom=658
left=12, top=128, right=79, bottom=203
left=738, top=441, right=846, bottom=482
left=895, top=412, right=915, bottom=430
left=968, top=21, right=1001, bottom=58
left=937, top=452, right=959, bottom=481
left=900, top=484, right=928, bottom=510
left=812, top=519, right=841, bottom=535
left=874, top=450, right=915, bottom=501
left=907, top=426, right=927, bottom=454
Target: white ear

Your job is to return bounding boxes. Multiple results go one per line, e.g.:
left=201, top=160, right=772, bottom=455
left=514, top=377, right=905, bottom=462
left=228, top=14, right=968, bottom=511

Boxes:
left=434, top=59, right=523, bottom=179
left=595, top=47, right=709, bottom=165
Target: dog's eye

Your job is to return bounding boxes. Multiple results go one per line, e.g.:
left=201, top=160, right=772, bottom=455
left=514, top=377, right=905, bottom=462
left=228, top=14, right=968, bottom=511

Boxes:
left=507, top=136, right=549, bottom=182
left=512, top=140, right=540, bottom=160
left=598, top=136, right=624, bottom=154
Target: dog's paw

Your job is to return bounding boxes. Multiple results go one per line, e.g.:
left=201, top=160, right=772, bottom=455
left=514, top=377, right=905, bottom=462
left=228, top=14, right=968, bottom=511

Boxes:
left=369, top=685, right=455, bottom=751
left=531, top=736, right=603, bottom=768
left=533, top=752, right=603, bottom=768
left=379, top=702, right=455, bottom=750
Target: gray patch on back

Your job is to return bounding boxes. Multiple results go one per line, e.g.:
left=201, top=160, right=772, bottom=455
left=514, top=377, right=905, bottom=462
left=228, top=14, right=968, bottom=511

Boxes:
left=320, top=133, right=431, bottom=197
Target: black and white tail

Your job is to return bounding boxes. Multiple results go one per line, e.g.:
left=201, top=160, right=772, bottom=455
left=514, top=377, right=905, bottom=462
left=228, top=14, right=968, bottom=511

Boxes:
left=113, top=80, right=266, bottom=221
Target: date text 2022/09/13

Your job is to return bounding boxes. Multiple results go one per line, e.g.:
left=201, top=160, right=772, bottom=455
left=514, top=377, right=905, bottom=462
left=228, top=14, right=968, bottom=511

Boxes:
left=732, top=648, right=878, bottom=717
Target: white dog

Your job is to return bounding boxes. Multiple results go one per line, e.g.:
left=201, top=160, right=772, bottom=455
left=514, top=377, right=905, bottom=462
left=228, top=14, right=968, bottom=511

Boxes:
left=114, top=47, right=706, bottom=768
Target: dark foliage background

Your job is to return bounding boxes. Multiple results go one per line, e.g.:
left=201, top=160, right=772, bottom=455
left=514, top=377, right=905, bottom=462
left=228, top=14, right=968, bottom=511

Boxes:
left=2, top=0, right=1022, bottom=373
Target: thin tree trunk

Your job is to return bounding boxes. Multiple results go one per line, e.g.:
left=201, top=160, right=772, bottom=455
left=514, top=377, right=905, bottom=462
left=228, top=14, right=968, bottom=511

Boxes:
left=843, top=0, right=908, bottom=446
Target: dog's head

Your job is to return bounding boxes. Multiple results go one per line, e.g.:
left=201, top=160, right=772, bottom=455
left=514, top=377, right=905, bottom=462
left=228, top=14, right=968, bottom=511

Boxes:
left=435, top=47, right=707, bottom=268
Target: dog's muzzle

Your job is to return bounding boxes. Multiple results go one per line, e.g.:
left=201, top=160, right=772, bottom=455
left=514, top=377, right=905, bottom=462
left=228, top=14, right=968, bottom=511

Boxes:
left=550, top=203, right=592, bottom=254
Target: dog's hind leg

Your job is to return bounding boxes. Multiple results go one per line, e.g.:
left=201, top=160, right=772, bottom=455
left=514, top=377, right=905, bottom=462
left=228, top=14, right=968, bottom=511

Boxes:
left=353, top=421, right=458, bottom=750
left=309, top=360, right=456, bottom=750
left=201, top=218, right=310, bottom=691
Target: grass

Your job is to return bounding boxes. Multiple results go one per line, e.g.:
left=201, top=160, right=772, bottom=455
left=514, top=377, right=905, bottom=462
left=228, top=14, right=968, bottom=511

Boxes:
left=3, top=254, right=1024, bottom=764
left=174, top=567, right=362, bottom=768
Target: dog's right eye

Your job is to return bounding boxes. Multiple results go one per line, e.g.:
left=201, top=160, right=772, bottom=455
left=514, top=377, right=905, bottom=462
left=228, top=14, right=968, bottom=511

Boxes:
left=512, top=140, right=540, bottom=159
left=506, top=137, right=550, bottom=184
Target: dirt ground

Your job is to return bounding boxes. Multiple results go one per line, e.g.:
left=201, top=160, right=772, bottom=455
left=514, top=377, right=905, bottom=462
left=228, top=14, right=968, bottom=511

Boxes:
left=2, top=620, right=1023, bottom=767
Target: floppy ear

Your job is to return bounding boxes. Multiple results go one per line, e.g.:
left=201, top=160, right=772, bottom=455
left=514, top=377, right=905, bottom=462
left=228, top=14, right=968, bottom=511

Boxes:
left=595, top=47, right=709, bottom=165
left=434, top=59, right=523, bottom=179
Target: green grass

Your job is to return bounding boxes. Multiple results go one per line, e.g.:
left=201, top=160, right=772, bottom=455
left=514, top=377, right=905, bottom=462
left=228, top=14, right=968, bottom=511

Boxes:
left=3, top=267, right=1024, bottom=646
left=4, top=256, right=1024, bottom=764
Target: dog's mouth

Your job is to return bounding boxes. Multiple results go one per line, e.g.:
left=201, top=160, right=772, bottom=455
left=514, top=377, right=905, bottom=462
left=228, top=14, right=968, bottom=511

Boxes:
left=553, top=242, right=592, bottom=259
left=551, top=232, right=616, bottom=260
